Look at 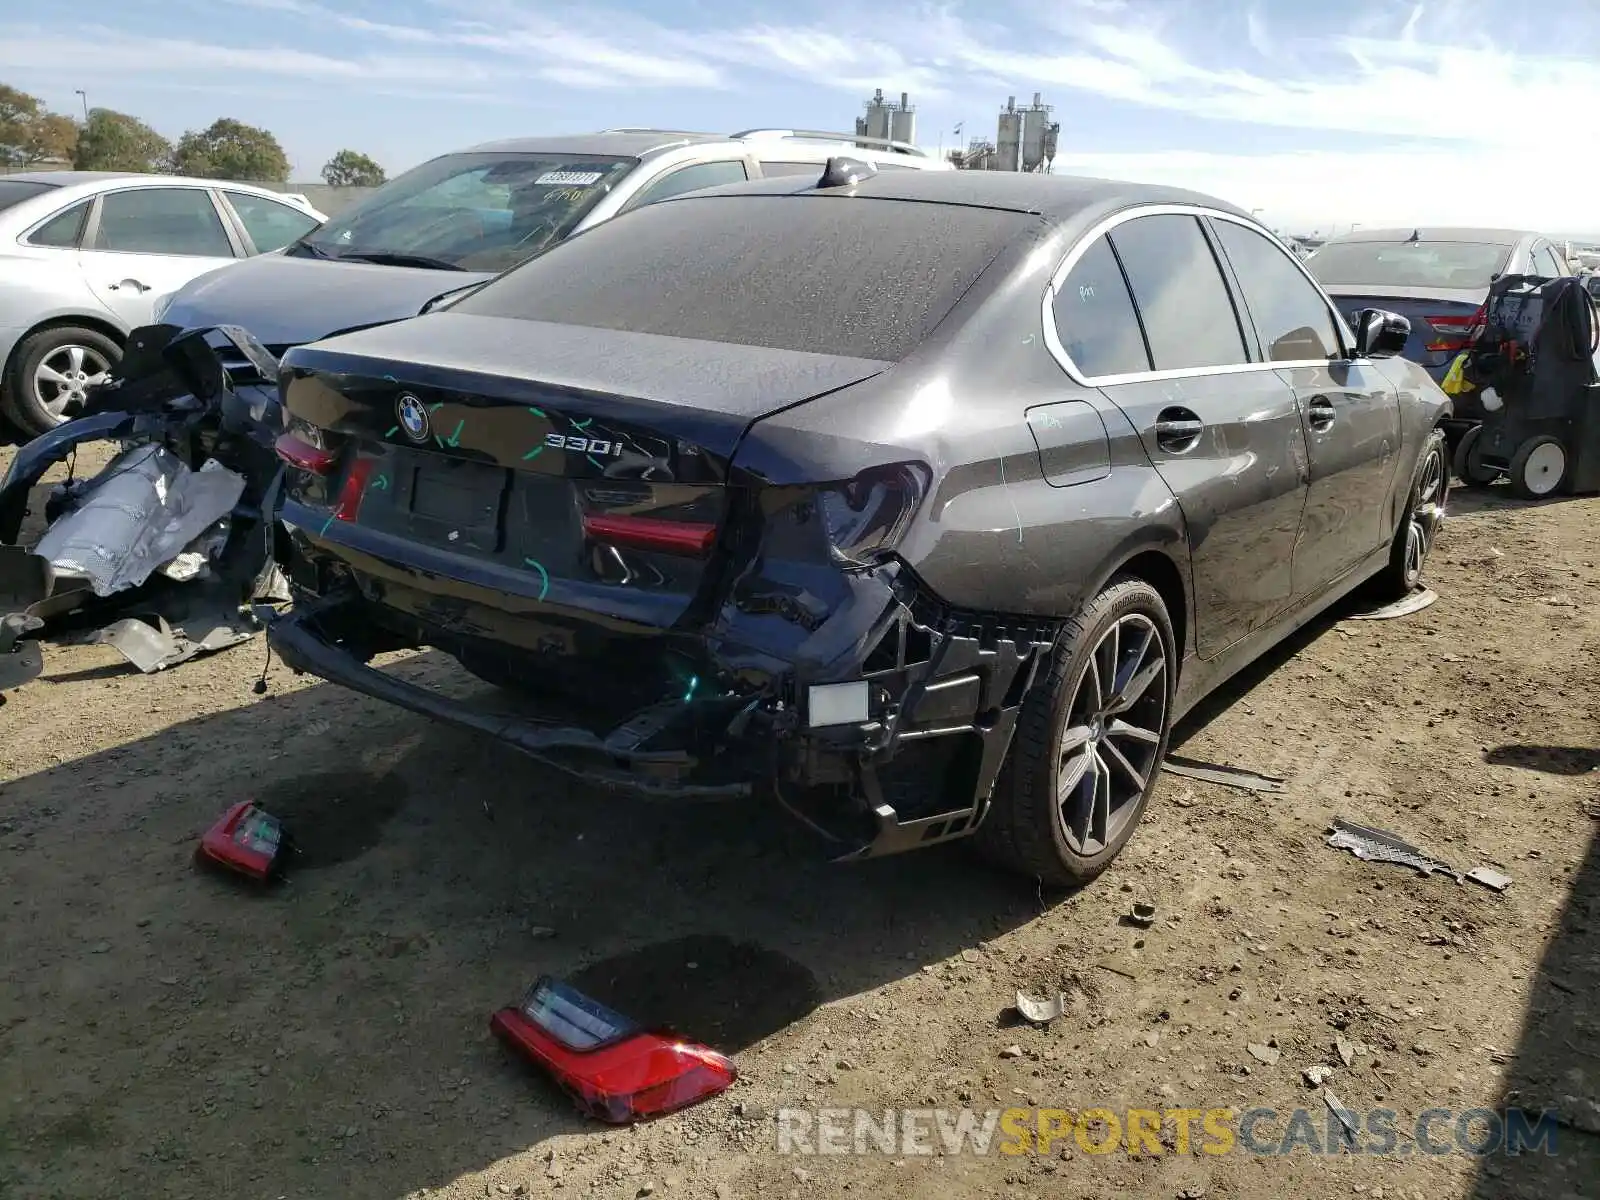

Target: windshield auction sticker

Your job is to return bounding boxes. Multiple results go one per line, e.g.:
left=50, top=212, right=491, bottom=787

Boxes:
left=535, top=170, right=604, bottom=187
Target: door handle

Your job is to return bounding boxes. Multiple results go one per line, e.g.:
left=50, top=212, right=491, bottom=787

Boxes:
left=1307, top=397, right=1337, bottom=431
left=107, top=278, right=150, bottom=292
left=1154, top=406, right=1204, bottom=453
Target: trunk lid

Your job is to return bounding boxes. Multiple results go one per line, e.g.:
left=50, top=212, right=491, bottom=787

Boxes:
left=278, top=311, right=889, bottom=638
left=1323, top=286, right=1488, bottom=373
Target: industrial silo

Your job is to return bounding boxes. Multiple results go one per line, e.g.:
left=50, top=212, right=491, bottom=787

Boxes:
left=861, top=88, right=893, bottom=143
left=1020, top=93, right=1053, bottom=172
left=996, top=96, right=1023, bottom=172
left=889, top=91, right=917, bottom=146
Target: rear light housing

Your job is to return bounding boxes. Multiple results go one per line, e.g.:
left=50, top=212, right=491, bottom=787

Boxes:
left=816, top=462, right=930, bottom=567
left=582, top=512, right=718, bottom=557
left=1425, top=306, right=1487, bottom=353
left=274, top=431, right=335, bottom=475
left=491, top=977, right=737, bottom=1123
left=333, top=457, right=375, bottom=522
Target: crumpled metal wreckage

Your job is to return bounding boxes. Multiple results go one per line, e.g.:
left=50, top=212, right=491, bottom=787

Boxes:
left=0, top=324, right=289, bottom=683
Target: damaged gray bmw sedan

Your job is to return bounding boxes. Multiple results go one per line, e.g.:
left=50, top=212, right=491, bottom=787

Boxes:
left=265, top=164, right=1450, bottom=884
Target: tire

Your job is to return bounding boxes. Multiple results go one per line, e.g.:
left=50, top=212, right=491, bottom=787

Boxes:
left=976, top=575, right=1176, bottom=886
left=1374, top=427, right=1448, bottom=601
left=1451, top=425, right=1496, bottom=486
left=0, top=325, right=122, bottom=439
left=1507, top=435, right=1569, bottom=500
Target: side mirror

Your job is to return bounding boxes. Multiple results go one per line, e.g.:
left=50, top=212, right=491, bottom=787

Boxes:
left=1352, top=307, right=1410, bottom=358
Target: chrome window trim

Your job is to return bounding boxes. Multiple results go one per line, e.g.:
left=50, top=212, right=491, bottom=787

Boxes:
left=1041, top=202, right=1360, bottom=387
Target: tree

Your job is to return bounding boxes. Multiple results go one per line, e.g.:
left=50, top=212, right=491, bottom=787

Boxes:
left=73, top=108, right=172, bottom=173
left=321, top=149, right=386, bottom=187
left=0, top=83, right=78, bottom=167
left=172, top=117, right=289, bottom=182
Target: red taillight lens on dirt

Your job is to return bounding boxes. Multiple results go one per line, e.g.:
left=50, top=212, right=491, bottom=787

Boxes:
left=274, top=432, right=336, bottom=475
left=582, top=513, right=718, bottom=557
left=490, top=976, right=737, bottom=1123
left=195, top=800, right=286, bottom=882
left=1424, top=306, right=1487, bottom=353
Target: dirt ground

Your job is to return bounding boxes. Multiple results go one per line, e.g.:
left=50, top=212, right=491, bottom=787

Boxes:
left=1, top=443, right=1597, bottom=1200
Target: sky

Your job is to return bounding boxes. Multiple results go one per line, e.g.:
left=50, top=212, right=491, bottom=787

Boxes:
left=3, top=0, right=1599, bottom=235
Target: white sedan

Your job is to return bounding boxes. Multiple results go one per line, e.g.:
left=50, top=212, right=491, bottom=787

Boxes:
left=0, top=171, right=326, bottom=438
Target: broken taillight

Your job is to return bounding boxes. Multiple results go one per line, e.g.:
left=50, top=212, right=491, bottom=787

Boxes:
left=195, top=801, right=287, bottom=882
left=816, top=462, right=929, bottom=566
left=1424, top=306, right=1486, bottom=353
left=274, top=432, right=335, bottom=475
left=333, top=457, right=375, bottom=522
left=490, top=977, right=737, bottom=1123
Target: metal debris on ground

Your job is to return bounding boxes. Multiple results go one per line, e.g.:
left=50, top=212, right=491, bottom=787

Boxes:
left=1323, top=1088, right=1360, bottom=1148
left=0, top=548, right=51, bottom=697
left=1465, top=866, right=1513, bottom=892
left=1345, top=587, right=1439, bottom=621
left=1163, top=756, right=1287, bottom=794
left=0, top=323, right=289, bottom=679
left=1325, top=818, right=1463, bottom=881
left=1013, top=990, right=1070, bottom=1026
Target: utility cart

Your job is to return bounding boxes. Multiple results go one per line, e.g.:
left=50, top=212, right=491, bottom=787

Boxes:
left=1451, top=273, right=1600, bottom=499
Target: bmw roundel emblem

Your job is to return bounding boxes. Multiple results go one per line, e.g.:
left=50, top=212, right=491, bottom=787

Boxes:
left=396, top=393, right=430, bottom=443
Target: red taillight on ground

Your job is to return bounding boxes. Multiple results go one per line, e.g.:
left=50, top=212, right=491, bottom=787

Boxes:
left=195, top=801, right=286, bottom=882
left=490, top=977, right=737, bottom=1123
left=1424, top=306, right=1487, bottom=353
left=333, top=457, right=375, bottom=522
left=274, top=432, right=336, bottom=475
left=582, top=513, right=717, bottom=557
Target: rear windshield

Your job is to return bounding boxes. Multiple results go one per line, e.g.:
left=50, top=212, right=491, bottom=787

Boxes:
left=296, top=151, right=638, bottom=272
left=0, top=180, right=57, bottom=215
left=451, top=195, right=1029, bottom=360
left=1305, top=239, right=1511, bottom=289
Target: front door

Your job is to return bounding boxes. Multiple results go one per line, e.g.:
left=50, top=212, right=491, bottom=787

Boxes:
left=1206, top=217, right=1402, bottom=597
left=77, top=186, right=241, bottom=328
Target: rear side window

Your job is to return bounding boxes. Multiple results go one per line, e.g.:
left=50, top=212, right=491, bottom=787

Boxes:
left=1108, top=215, right=1248, bottom=371
left=1212, top=220, right=1342, bottom=362
left=627, top=160, right=748, bottom=209
left=453, top=196, right=1030, bottom=361
left=27, top=199, right=90, bottom=248
left=224, top=191, right=321, bottom=253
left=91, top=188, right=234, bottom=257
left=758, top=160, right=824, bottom=177
left=1533, top=243, right=1566, bottom=278
left=1053, top=235, right=1150, bottom=376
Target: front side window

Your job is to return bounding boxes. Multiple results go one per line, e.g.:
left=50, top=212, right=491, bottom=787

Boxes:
left=1213, top=220, right=1342, bottom=362
left=225, top=191, right=322, bottom=254
left=90, top=188, right=234, bottom=257
left=1533, top=243, right=1565, bottom=278
left=294, top=152, right=638, bottom=273
left=1108, top=214, right=1249, bottom=370
left=627, top=160, right=748, bottom=209
left=27, top=199, right=90, bottom=248
left=1053, top=235, right=1150, bottom=377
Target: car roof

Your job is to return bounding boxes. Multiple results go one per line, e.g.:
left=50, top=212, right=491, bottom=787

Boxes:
left=1, top=170, right=296, bottom=195
left=1324, top=226, right=1538, bottom=244
left=458, top=131, right=729, bottom=160
left=669, top=168, right=1252, bottom=224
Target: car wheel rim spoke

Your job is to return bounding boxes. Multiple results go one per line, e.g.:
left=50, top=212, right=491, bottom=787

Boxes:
left=1056, top=612, right=1169, bottom=858
left=34, top=345, right=110, bottom=420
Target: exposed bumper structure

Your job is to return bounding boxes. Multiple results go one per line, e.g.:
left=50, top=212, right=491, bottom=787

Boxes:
left=267, top=555, right=1054, bottom=859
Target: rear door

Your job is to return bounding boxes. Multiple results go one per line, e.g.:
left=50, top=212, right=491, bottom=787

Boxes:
left=616, top=156, right=752, bottom=214
left=1210, top=217, right=1401, bottom=596
left=77, top=186, right=242, bottom=327
left=1067, top=212, right=1310, bottom=660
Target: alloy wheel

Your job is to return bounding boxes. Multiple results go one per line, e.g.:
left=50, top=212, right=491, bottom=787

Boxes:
left=32, top=344, right=112, bottom=422
left=1055, top=613, right=1169, bottom=856
left=1405, top=443, right=1448, bottom=584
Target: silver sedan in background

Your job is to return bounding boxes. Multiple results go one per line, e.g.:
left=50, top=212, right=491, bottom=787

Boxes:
left=0, top=172, right=325, bottom=438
